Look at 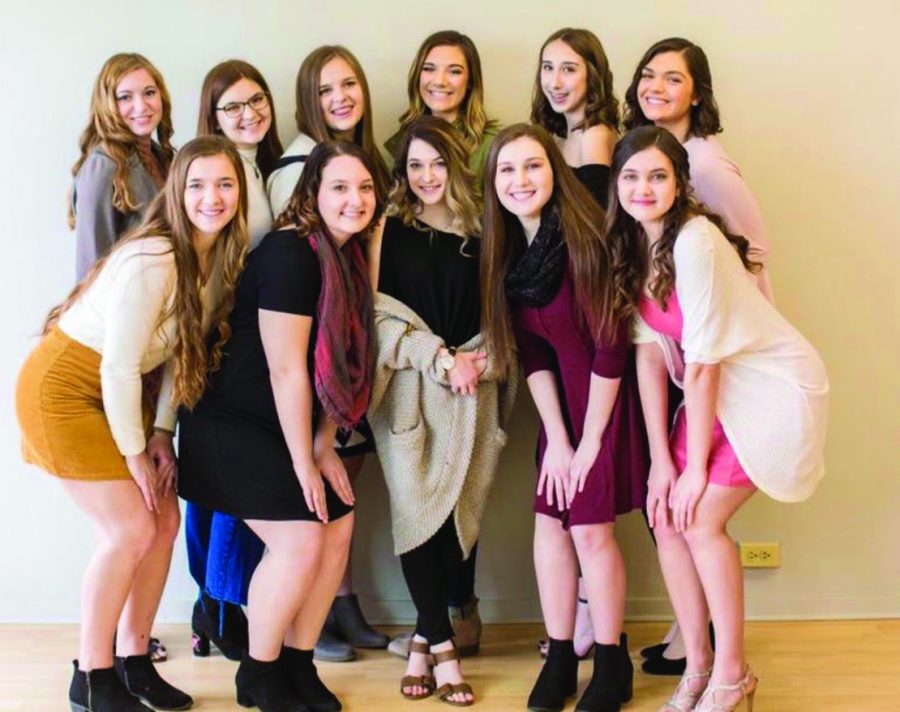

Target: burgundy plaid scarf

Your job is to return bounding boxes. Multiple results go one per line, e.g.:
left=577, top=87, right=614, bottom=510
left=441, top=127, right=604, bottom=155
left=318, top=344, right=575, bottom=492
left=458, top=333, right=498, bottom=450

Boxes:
left=307, top=231, right=374, bottom=429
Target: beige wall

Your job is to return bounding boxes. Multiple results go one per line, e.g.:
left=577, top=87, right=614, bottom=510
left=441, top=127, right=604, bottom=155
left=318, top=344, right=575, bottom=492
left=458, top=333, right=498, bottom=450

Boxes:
left=1, top=0, right=898, bottom=622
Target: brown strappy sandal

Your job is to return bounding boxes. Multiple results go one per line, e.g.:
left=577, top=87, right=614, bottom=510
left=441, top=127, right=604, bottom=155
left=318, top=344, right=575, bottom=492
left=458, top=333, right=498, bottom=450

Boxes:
left=432, top=642, right=475, bottom=707
left=400, top=640, right=436, bottom=700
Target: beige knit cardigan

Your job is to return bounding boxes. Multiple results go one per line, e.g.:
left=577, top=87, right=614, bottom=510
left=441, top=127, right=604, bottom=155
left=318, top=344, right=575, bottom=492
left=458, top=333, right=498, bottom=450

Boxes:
left=369, top=292, right=519, bottom=557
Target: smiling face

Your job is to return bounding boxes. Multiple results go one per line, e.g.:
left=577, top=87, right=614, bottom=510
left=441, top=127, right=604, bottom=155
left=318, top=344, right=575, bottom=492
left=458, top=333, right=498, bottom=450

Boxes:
left=215, top=77, right=272, bottom=150
left=418, top=45, right=469, bottom=122
left=406, top=138, right=448, bottom=206
left=316, top=155, right=377, bottom=243
left=616, top=146, right=678, bottom=234
left=115, top=68, right=163, bottom=139
left=540, top=39, right=589, bottom=121
left=637, top=51, right=697, bottom=137
left=318, top=56, right=364, bottom=138
left=183, top=153, right=241, bottom=241
left=494, top=137, right=554, bottom=222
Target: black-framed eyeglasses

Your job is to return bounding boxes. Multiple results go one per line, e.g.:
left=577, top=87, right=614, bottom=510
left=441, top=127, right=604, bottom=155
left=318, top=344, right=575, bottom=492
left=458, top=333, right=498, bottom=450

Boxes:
left=216, top=92, right=269, bottom=119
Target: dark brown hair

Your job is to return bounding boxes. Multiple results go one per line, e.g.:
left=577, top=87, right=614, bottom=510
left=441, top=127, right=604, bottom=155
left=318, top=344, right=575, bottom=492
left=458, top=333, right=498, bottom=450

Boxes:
left=69, top=53, right=175, bottom=228
left=197, top=60, right=284, bottom=180
left=531, top=28, right=620, bottom=136
left=397, top=30, right=495, bottom=155
left=605, top=125, right=758, bottom=311
left=48, top=136, right=248, bottom=409
left=622, top=38, right=722, bottom=138
left=481, top=123, right=626, bottom=377
left=293, top=46, right=388, bottom=189
left=387, top=115, right=481, bottom=240
left=273, top=140, right=386, bottom=236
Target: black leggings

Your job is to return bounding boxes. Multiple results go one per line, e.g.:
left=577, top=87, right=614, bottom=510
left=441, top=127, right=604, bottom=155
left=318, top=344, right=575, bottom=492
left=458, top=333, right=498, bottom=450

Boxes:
left=399, top=516, right=465, bottom=645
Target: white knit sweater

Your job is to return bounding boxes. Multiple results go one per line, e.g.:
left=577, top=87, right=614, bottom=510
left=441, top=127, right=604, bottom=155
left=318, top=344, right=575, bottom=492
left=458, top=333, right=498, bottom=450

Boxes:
left=368, top=293, right=519, bottom=556
left=634, top=216, right=829, bottom=502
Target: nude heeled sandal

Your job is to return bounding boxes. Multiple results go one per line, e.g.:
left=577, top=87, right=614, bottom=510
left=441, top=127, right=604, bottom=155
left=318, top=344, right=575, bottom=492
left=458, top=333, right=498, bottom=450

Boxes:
left=693, top=667, right=757, bottom=712
left=658, top=668, right=711, bottom=712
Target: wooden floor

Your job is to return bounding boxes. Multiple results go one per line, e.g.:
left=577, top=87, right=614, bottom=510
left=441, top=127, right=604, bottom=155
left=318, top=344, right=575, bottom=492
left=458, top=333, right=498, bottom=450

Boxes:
left=1, top=621, right=899, bottom=711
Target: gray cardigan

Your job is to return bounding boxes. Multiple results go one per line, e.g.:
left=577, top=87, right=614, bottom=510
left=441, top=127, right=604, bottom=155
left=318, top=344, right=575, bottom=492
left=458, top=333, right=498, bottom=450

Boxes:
left=73, top=147, right=162, bottom=280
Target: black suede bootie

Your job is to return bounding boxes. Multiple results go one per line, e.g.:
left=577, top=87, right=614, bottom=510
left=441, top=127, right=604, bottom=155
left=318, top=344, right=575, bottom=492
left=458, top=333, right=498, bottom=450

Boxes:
left=281, top=646, right=342, bottom=712
left=527, top=637, right=578, bottom=711
left=68, top=660, right=153, bottom=712
left=115, top=654, right=193, bottom=710
left=235, top=653, right=309, bottom=712
left=191, top=592, right=248, bottom=661
left=575, top=634, right=633, bottom=712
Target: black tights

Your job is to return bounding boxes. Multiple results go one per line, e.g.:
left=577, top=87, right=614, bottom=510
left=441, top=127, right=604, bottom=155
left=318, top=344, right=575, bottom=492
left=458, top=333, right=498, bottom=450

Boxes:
left=399, top=516, right=465, bottom=645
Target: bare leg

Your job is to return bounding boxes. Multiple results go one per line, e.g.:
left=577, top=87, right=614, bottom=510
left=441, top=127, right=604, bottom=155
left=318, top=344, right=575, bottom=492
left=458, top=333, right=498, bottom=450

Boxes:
left=653, top=517, right=714, bottom=673
left=534, top=514, right=578, bottom=640
left=116, top=490, right=181, bottom=656
left=286, top=514, right=354, bottom=649
left=570, top=523, right=624, bottom=646
left=61, top=479, right=157, bottom=670
left=683, top=485, right=755, bottom=689
left=335, top=455, right=364, bottom=596
left=244, top=519, right=325, bottom=661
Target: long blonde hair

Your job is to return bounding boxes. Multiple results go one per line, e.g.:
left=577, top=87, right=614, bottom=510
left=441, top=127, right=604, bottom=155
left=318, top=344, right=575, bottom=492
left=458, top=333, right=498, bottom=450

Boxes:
left=48, top=137, right=248, bottom=409
left=397, top=31, right=495, bottom=156
left=68, top=53, right=175, bottom=229
left=386, top=116, right=481, bottom=241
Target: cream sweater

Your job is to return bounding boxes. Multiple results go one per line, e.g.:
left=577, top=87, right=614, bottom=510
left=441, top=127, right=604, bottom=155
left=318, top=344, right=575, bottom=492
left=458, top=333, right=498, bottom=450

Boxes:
left=58, top=237, right=219, bottom=456
left=368, top=293, right=519, bottom=556
left=634, top=216, right=828, bottom=502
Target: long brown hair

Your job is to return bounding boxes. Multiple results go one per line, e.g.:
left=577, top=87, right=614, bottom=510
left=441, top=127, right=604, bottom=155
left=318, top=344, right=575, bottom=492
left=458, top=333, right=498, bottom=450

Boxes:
left=197, top=60, right=284, bottom=180
left=481, top=123, right=625, bottom=377
left=47, top=136, right=249, bottom=409
left=622, top=38, right=723, bottom=138
left=397, top=30, right=496, bottom=155
left=273, top=140, right=386, bottom=235
left=387, top=115, right=481, bottom=241
left=605, top=126, right=759, bottom=311
left=68, top=53, right=175, bottom=229
left=293, top=45, right=388, bottom=189
left=530, top=28, right=620, bottom=136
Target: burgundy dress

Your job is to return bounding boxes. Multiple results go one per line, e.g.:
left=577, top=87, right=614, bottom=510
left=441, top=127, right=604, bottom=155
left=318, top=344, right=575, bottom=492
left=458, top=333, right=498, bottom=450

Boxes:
left=511, top=268, right=649, bottom=526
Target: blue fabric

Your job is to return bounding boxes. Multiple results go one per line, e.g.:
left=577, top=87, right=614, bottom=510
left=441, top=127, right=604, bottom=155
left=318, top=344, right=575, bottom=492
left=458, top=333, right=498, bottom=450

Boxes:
left=185, top=502, right=264, bottom=606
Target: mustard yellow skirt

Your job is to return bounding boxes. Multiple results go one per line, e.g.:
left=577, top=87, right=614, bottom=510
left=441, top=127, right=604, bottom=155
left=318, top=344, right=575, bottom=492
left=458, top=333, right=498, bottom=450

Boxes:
left=15, top=326, right=153, bottom=481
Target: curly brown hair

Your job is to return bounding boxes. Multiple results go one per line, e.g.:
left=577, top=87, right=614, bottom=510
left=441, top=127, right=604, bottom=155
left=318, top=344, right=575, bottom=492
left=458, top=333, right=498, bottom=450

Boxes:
left=605, top=126, right=759, bottom=313
left=386, top=115, right=481, bottom=242
left=622, top=37, right=723, bottom=138
left=530, top=28, right=620, bottom=136
left=47, top=136, right=248, bottom=409
left=68, top=53, right=175, bottom=229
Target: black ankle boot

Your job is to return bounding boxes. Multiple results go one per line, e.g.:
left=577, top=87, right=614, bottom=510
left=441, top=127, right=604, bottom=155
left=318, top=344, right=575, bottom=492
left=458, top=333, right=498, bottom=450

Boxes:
left=68, top=660, right=153, bottom=712
left=235, top=654, right=309, bottom=712
left=329, top=594, right=389, bottom=649
left=575, top=637, right=632, bottom=712
left=115, top=654, right=193, bottom=710
left=527, top=638, right=578, bottom=712
left=192, top=592, right=248, bottom=661
left=281, top=646, right=342, bottom=712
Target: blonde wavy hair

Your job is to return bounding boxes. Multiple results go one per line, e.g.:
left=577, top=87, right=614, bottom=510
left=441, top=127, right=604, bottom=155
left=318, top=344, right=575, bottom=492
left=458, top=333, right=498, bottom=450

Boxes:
left=68, top=53, right=175, bottom=229
left=397, top=30, right=496, bottom=156
left=386, top=115, right=481, bottom=243
left=48, top=136, right=248, bottom=410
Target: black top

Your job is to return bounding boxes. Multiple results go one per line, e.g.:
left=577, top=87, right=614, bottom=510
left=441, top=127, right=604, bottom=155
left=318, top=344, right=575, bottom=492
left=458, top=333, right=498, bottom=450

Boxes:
left=574, top=163, right=611, bottom=209
left=377, top=217, right=480, bottom=347
left=196, top=229, right=320, bottom=424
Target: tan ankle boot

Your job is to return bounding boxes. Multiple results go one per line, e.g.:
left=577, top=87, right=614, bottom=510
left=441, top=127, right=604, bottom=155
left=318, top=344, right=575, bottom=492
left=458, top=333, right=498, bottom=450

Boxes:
left=449, top=595, right=481, bottom=657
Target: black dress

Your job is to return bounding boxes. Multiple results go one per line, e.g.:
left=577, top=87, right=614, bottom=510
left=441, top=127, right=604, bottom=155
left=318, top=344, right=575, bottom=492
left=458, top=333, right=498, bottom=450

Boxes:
left=178, top=230, right=353, bottom=522
left=573, top=163, right=610, bottom=209
left=377, top=217, right=480, bottom=346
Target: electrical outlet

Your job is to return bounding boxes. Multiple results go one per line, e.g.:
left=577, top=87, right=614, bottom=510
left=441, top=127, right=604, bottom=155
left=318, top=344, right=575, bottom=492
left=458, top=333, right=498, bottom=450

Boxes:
left=739, top=541, right=781, bottom=568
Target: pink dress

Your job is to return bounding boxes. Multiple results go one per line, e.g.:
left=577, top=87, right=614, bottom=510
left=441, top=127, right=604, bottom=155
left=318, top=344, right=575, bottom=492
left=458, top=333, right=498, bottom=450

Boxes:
left=639, top=291, right=754, bottom=489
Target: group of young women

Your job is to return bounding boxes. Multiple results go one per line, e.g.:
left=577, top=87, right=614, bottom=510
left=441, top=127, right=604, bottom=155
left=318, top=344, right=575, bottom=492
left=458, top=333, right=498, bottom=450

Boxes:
left=15, top=26, right=828, bottom=712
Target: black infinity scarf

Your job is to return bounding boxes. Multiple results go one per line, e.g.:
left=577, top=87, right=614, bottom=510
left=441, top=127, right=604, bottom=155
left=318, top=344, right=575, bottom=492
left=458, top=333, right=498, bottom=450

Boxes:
left=504, top=205, right=567, bottom=307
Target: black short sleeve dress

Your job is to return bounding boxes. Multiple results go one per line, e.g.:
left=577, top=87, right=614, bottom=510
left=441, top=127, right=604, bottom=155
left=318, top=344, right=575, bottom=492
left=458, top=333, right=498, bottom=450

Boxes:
left=177, top=229, right=353, bottom=522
